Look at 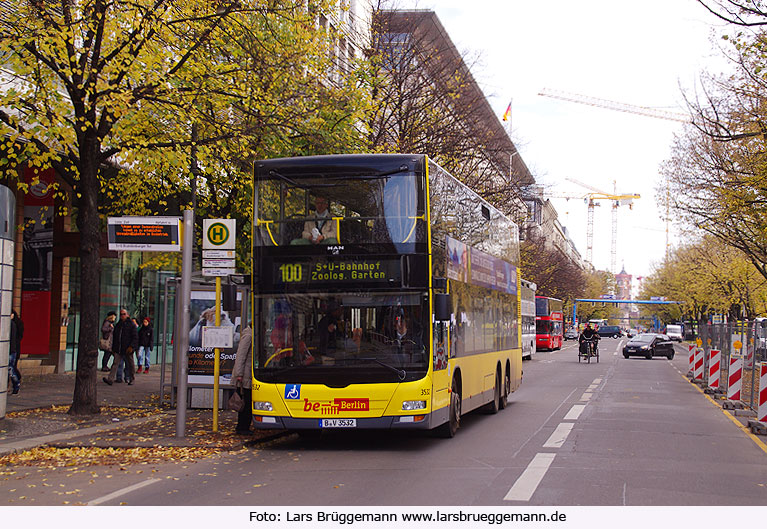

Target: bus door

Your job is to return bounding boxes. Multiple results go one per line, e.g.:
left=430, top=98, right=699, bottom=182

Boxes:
left=432, top=319, right=450, bottom=412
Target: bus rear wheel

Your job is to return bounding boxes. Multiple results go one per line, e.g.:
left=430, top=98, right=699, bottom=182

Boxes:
left=499, top=368, right=510, bottom=410
left=484, top=370, right=501, bottom=414
left=439, top=377, right=461, bottom=438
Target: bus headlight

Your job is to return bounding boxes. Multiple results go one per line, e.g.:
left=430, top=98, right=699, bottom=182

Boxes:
left=253, top=401, right=273, bottom=411
left=402, top=400, right=427, bottom=411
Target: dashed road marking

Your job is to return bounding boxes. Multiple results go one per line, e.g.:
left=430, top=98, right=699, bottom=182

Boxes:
left=564, top=404, right=585, bottom=420
left=593, top=378, right=602, bottom=384
left=542, top=422, right=574, bottom=448
left=87, top=478, right=162, bottom=505
left=580, top=392, right=592, bottom=402
left=504, top=453, right=557, bottom=501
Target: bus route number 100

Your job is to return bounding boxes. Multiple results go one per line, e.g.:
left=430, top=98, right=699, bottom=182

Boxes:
left=279, top=263, right=303, bottom=283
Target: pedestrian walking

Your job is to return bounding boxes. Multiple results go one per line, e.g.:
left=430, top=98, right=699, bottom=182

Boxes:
left=103, top=308, right=138, bottom=386
left=137, top=317, right=153, bottom=373
left=8, top=310, right=22, bottom=395
left=100, top=311, right=116, bottom=372
left=231, top=324, right=253, bottom=434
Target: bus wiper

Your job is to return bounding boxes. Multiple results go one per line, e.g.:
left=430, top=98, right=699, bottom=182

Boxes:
left=350, top=357, right=406, bottom=381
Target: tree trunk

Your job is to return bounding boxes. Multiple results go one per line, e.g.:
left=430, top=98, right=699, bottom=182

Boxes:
left=68, top=141, right=102, bottom=415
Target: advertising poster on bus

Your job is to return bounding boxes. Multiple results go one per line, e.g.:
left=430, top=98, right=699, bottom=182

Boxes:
left=446, top=236, right=468, bottom=282
left=187, top=290, right=242, bottom=385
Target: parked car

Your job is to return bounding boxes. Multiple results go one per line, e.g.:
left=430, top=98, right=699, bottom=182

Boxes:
left=665, top=324, right=684, bottom=342
left=597, top=325, right=623, bottom=338
left=623, top=333, right=675, bottom=359
left=564, top=328, right=579, bottom=340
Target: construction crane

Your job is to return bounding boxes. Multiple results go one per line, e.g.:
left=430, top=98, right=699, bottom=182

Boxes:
left=538, top=88, right=689, bottom=261
left=537, top=88, right=690, bottom=123
left=564, top=177, right=640, bottom=275
left=528, top=184, right=639, bottom=272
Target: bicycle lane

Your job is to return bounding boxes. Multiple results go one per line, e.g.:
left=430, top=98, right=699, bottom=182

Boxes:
left=527, top=341, right=767, bottom=505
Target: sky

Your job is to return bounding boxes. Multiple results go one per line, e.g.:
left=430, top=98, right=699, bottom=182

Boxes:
left=398, top=0, right=732, bottom=285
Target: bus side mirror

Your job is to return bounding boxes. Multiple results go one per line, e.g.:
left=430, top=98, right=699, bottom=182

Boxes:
left=434, top=293, right=452, bottom=321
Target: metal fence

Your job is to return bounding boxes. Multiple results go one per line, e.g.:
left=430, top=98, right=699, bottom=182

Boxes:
left=697, top=320, right=766, bottom=412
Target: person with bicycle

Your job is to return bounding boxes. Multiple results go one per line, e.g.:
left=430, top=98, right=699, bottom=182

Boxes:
left=578, top=324, right=600, bottom=357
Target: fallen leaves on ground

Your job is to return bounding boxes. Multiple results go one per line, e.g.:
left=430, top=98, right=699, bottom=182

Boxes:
left=0, top=410, right=276, bottom=468
left=0, top=446, right=222, bottom=468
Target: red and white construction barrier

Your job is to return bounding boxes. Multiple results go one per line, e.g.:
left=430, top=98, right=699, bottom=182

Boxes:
left=708, top=349, right=721, bottom=389
left=688, top=344, right=695, bottom=373
left=694, top=348, right=704, bottom=380
left=758, top=363, right=767, bottom=423
left=728, top=354, right=743, bottom=401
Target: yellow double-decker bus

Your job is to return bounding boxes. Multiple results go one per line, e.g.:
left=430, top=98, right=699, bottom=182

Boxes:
left=250, top=154, right=522, bottom=437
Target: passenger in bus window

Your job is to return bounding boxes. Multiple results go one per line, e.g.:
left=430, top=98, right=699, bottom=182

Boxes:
left=292, top=196, right=338, bottom=245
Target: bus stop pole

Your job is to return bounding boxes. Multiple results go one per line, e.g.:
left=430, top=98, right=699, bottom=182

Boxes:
left=213, top=276, right=221, bottom=432
left=176, top=209, right=193, bottom=438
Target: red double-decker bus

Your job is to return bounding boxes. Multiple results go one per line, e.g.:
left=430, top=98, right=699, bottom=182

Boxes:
left=535, top=296, right=564, bottom=351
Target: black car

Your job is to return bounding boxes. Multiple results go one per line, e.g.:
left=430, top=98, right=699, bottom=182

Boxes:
left=623, top=333, right=675, bottom=360
left=597, top=325, right=623, bottom=338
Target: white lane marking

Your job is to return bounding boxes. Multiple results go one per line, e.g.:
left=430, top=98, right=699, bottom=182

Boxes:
left=614, top=352, right=618, bottom=356
left=542, top=422, right=574, bottom=448
left=588, top=384, right=599, bottom=390
left=504, top=453, right=557, bottom=501
left=564, top=404, right=585, bottom=420
left=87, top=478, right=162, bottom=505
left=510, top=387, right=579, bottom=459
left=580, top=392, right=592, bottom=401
left=593, top=378, right=602, bottom=384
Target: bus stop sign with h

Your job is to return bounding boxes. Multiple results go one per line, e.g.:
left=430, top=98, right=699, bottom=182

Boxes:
left=203, top=218, right=237, bottom=432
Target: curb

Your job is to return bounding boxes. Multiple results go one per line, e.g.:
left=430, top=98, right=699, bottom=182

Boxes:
left=0, top=413, right=170, bottom=456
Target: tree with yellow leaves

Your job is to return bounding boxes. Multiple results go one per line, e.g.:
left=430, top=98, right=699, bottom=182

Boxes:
left=0, top=1, right=370, bottom=414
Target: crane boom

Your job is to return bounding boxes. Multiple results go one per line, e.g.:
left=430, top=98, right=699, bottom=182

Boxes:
left=539, top=88, right=690, bottom=123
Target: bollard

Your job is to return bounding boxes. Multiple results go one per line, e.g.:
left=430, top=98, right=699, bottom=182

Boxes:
left=708, top=349, right=721, bottom=389
left=728, top=354, right=743, bottom=401
left=759, top=363, right=767, bottom=423
left=694, top=348, right=704, bottom=380
left=688, top=344, right=695, bottom=375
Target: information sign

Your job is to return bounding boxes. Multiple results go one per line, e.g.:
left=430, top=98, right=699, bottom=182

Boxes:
left=202, top=268, right=236, bottom=277
left=203, top=250, right=235, bottom=259
left=202, top=258, right=236, bottom=268
left=107, top=217, right=181, bottom=251
left=202, top=326, right=234, bottom=349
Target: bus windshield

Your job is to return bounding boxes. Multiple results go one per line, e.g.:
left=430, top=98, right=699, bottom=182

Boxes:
left=255, top=292, right=429, bottom=384
left=255, top=172, right=424, bottom=247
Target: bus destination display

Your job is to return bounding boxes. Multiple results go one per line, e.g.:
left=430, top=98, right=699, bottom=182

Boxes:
left=273, top=258, right=400, bottom=286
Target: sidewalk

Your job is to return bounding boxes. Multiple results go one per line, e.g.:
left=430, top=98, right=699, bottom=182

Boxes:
left=0, top=368, right=279, bottom=462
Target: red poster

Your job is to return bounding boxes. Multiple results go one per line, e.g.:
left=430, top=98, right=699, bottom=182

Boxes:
left=20, top=167, right=54, bottom=355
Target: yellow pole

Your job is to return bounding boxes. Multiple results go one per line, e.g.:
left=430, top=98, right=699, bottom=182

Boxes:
left=213, top=276, right=221, bottom=432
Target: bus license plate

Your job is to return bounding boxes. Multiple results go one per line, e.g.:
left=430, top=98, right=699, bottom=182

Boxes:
left=320, top=418, right=356, bottom=428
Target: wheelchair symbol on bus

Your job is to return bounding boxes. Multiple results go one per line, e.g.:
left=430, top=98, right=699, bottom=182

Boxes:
left=285, top=384, right=301, bottom=400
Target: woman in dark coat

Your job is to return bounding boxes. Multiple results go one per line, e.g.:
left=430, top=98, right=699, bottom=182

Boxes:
left=9, top=310, right=23, bottom=394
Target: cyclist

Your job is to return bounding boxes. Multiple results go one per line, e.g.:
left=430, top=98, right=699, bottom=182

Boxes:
left=578, top=323, right=600, bottom=357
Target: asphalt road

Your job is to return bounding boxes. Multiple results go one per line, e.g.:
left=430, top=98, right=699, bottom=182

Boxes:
left=3, top=338, right=767, bottom=506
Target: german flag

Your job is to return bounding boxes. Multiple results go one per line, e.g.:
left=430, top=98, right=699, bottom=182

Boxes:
left=502, top=101, right=512, bottom=122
